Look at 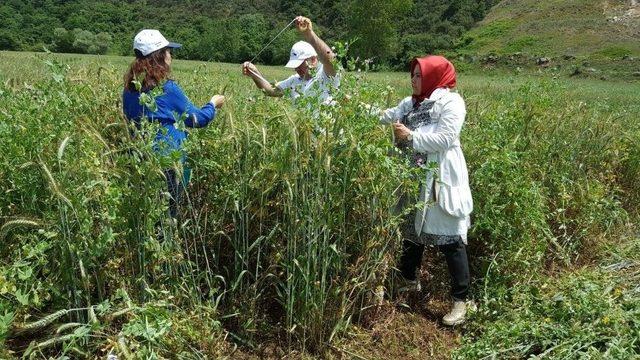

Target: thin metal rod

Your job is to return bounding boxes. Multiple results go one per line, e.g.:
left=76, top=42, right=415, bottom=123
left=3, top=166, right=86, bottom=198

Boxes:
left=250, top=18, right=296, bottom=64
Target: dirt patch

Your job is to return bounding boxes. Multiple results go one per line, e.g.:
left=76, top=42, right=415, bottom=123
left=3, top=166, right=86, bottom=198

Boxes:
left=605, top=0, right=640, bottom=34
left=328, top=250, right=465, bottom=360
left=331, top=305, right=460, bottom=360
left=223, top=250, right=465, bottom=359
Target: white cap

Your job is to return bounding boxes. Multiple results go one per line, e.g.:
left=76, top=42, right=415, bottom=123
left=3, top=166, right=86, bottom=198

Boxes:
left=133, top=29, right=181, bottom=57
left=285, top=41, right=318, bottom=68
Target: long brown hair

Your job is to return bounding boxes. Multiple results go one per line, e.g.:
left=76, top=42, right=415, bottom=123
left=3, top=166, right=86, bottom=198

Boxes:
left=124, top=48, right=171, bottom=92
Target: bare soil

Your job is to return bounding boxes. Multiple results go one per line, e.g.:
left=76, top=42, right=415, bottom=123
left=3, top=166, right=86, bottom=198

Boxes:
left=226, top=249, right=465, bottom=359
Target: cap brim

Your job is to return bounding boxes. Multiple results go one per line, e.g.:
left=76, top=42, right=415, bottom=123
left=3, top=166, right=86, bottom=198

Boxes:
left=285, top=59, right=304, bottom=68
left=167, top=42, right=182, bottom=49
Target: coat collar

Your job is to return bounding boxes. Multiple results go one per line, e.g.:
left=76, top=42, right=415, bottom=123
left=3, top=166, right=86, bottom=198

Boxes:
left=429, top=87, right=450, bottom=101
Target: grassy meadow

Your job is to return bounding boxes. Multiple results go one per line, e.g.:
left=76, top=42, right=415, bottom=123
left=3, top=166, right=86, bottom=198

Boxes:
left=456, top=0, right=640, bottom=81
left=463, top=0, right=640, bottom=56
left=1, top=50, right=639, bottom=359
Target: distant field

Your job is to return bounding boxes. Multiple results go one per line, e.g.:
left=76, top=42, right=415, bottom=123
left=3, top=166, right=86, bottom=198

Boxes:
left=1, top=50, right=639, bottom=359
left=2, top=51, right=639, bottom=107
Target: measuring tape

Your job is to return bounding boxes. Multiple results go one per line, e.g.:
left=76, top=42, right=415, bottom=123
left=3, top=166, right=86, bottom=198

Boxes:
left=250, top=18, right=297, bottom=64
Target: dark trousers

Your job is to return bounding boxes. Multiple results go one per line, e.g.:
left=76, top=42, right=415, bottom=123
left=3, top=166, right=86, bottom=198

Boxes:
left=163, top=169, right=182, bottom=219
left=399, top=239, right=470, bottom=301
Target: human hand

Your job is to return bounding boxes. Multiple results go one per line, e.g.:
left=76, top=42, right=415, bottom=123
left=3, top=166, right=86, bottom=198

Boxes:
left=295, top=16, right=312, bottom=33
left=393, top=123, right=411, bottom=141
left=242, top=62, right=258, bottom=77
left=211, top=95, right=225, bottom=108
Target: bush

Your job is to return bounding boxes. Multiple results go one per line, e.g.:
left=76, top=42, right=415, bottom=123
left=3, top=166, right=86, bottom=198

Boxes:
left=53, top=28, right=74, bottom=53
left=52, top=28, right=111, bottom=54
left=0, top=30, right=19, bottom=50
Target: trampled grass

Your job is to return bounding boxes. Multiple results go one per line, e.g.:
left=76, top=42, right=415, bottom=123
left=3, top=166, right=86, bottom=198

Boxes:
left=0, top=50, right=639, bottom=358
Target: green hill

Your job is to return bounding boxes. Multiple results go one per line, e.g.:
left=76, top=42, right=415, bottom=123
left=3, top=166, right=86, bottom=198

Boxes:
left=0, top=0, right=496, bottom=68
left=461, top=0, right=640, bottom=59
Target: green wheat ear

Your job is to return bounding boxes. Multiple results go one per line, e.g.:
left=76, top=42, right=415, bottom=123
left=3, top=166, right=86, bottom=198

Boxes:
left=39, top=160, right=73, bottom=208
left=0, top=218, right=41, bottom=241
left=57, top=136, right=71, bottom=160
left=20, top=309, right=70, bottom=331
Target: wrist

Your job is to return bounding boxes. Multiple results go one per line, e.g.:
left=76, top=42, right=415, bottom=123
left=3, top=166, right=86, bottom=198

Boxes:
left=407, top=131, right=413, bottom=141
left=301, top=30, right=315, bottom=41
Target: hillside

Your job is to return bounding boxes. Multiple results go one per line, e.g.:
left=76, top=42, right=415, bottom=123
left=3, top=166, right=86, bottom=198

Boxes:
left=461, top=0, right=639, bottom=57
left=0, top=0, right=496, bottom=68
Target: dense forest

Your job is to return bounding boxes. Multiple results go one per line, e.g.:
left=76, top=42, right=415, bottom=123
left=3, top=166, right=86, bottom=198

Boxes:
left=0, top=0, right=497, bottom=68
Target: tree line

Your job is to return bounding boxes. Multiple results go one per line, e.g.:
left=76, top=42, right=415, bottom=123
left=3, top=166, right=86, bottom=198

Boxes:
left=0, top=0, right=497, bottom=69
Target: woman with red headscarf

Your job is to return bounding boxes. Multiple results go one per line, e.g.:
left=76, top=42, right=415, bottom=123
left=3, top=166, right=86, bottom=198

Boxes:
left=379, top=55, right=473, bottom=326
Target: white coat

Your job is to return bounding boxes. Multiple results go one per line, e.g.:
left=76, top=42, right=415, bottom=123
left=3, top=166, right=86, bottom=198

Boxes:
left=380, top=88, right=473, bottom=243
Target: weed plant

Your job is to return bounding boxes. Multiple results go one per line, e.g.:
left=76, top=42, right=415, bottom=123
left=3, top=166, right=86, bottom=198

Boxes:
left=455, top=237, right=640, bottom=358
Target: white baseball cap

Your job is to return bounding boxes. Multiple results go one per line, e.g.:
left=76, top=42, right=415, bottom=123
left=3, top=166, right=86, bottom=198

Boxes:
left=285, top=41, right=318, bottom=68
left=133, top=29, right=182, bottom=57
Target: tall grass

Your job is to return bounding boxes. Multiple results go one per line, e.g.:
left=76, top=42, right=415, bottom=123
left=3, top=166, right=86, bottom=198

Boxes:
left=188, top=74, right=410, bottom=349
left=0, top=51, right=638, bottom=358
left=0, top=53, right=410, bottom=356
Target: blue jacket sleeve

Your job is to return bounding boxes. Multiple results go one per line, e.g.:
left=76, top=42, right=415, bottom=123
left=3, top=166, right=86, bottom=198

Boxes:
left=166, top=81, right=216, bottom=128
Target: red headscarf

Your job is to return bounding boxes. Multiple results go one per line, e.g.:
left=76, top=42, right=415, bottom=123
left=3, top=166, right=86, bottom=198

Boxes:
left=411, top=55, right=457, bottom=105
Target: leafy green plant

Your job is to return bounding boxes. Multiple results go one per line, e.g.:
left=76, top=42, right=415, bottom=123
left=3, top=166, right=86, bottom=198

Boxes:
left=456, top=259, right=640, bottom=359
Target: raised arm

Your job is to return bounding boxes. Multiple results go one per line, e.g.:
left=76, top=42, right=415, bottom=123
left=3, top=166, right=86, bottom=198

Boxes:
left=242, top=62, right=283, bottom=97
left=295, top=16, right=337, bottom=78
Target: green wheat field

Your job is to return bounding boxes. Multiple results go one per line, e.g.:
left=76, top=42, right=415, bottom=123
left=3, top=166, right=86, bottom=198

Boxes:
left=1, top=51, right=639, bottom=359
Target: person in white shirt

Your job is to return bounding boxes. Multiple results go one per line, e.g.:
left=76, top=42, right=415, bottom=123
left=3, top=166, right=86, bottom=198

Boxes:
left=242, top=16, right=339, bottom=106
left=380, top=55, right=474, bottom=326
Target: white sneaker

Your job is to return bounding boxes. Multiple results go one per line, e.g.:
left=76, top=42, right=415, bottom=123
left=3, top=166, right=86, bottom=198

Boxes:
left=442, top=300, right=476, bottom=326
left=397, top=278, right=422, bottom=293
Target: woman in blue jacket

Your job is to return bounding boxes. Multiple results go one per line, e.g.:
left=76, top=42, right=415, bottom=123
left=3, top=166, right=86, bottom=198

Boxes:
left=122, top=29, right=225, bottom=219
